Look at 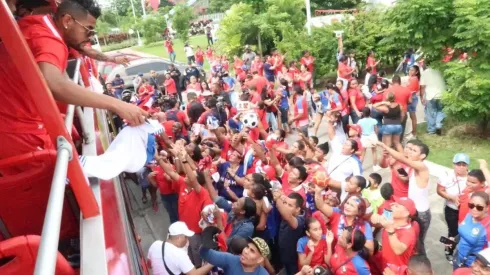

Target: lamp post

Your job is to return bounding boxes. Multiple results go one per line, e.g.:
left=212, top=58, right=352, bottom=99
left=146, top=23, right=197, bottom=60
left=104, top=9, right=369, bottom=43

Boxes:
left=305, top=0, right=312, bottom=35
left=129, top=0, right=143, bottom=46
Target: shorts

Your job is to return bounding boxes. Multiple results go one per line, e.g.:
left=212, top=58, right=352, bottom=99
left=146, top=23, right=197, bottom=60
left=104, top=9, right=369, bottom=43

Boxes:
left=408, top=93, right=419, bottom=113
left=360, top=133, right=378, bottom=148
left=382, top=124, right=402, bottom=135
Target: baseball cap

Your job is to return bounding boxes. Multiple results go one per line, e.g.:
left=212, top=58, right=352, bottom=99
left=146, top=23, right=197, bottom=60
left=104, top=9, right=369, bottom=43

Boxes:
left=168, top=221, right=194, bottom=237
left=473, top=247, right=490, bottom=267
left=138, top=72, right=143, bottom=76
left=249, top=237, right=270, bottom=259
left=395, top=197, right=416, bottom=216
left=453, top=153, right=470, bottom=165
left=348, top=124, right=362, bottom=135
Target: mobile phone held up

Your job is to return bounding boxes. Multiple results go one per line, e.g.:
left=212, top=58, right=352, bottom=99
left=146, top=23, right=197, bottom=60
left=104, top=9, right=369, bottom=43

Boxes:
left=397, top=168, right=408, bottom=177
left=439, top=236, right=456, bottom=247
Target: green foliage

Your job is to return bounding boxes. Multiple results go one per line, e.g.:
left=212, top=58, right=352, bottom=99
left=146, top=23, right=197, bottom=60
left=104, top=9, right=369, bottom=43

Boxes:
left=216, top=0, right=306, bottom=57
left=310, top=0, right=362, bottom=10
left=140, top=14, right=167, bottom=45
left=96, top=21, right=111, bottom=45
left=101, top=39, right=138, bottom=52
left=110, top=0, right=144, bottom=17
left=171, top=5, right=196, bottom=43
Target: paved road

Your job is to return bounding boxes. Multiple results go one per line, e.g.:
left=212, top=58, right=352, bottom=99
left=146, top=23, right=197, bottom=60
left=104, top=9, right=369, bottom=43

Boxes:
left=127, top=91, right=452, bottom=273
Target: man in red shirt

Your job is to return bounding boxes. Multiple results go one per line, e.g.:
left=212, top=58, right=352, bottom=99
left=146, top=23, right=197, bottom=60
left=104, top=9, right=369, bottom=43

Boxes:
left=155, top=149, right=213, bottom=267
left=164, top=72, right=177, bottom=96
left=0, top=0, right=146, bottom=173
left=249, top=71, right=268, bottom=94
left=371, top=197, right=417, bottom=270
left=385, top=75, right=412, bottom=138
left=164, top=37, right=176, bottom=63
left=250, top=55, right=264, bottom=76
left=337, top=55, right=354, bottom=90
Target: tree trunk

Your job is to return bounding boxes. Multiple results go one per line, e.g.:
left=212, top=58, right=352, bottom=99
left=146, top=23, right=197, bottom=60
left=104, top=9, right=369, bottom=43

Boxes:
left=257, top=31, right=263, bottom=57
left=479, top=115, right=489, bottom=135
left=103, top=37, right=107, bottom=46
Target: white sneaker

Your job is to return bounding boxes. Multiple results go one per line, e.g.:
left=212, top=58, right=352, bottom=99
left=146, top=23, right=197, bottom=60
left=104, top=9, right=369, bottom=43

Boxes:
left=372, top=165, right=382, bottom=172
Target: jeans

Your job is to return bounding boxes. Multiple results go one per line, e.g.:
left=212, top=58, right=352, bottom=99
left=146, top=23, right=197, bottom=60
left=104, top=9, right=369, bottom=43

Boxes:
left=408, top=93, right=419, bottom=113
left=207, top=36, right=213, bottom=45
left=197, top=61, right=204, bottom=67
left=399, top=113, right=409, bottom=140
left=371, top=108, right=383, bottom=140
left=416, top=209, right=432, bottom=255
left=169, top=51, right=176, bottom=63
left=350, top=109, right=361, bottom=124
left=279, top=107, right=289, bottom=125
left=425, top=99, right=445, bottom=133
left=342, top=114, right=350, bottom=134
left=266, top=112, right=278, bottom=131
left=381, top=124, right=402, bottom=135
left=161, top=193, right=179, bottom=224
left=445, top=206, right=459, bottom=256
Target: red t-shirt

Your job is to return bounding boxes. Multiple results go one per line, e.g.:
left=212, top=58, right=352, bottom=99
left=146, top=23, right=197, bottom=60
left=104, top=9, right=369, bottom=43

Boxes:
left=348, top=88, right=366, bottom=111
left=300, top=56, right=315, bottom=72
left=313, top=211, right=330, bottom=235
left=452, top=268, right=472, bottom=275
left=251, top=61, right=264, bottom=76
left=273, top=55, right=284, bottom=75
left=299, top=72, right=312, bottom=90
left=297, top=237, right=327, bottom=269
left=164, top=78, right=177, bottom=95
left=234, top=60, right=244, bottom=75
left=330, top=245, right=369, bottom=275
left=366, top=56, right=377, bottom=74
left=385, top=85, right=411, bottom=112
left=251, top=76, right=268, bottom=94
left=0, top=15, right=68, bottom=135
left=381, top=224, right=417, bottom=268
left=153, top=166, right=177, bottom=195
left=164, top=40, right=174, bottom=53
left=391, top=164, right=409, bottom=198
left=407, top=76, right=420, bottom=94
left=162, top=121, right=176, bottom=141
left=175, top=176, right=213, bottom=233
left=370, top=91, right=385, bottom=104
left=338, top=62, right=352, bottom=80
left=281, top=171, right=307, bottom=201
left=195, top=50, right=204, bottom=63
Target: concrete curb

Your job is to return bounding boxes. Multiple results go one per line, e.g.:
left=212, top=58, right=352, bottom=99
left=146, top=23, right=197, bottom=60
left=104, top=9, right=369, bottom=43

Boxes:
left=426, top=160, right=452, bottom=179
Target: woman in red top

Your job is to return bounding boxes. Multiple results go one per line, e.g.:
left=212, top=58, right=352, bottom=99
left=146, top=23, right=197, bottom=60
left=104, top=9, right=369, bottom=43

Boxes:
left=366, top=50, right=379, bottom=75
left=347, top=79, right=366, bottom=124
left=186, top=75, right=202, bottom=93
left=137, top=79, right=155, bottom=110
left=221, top=55, right=230, bottom=71
left=233, top=56, right=244, bottom=77
left=195, top=46, right=205, bottom=67
left=300, top=50, right=315, bottom=73
left=297, top=218, right=328, bottom=270
left=251, top=56, right=264, bottom=76
left=298, top=64, right=312, bottom=90
left=337, top=56, right=354, bottom=90
left=164, top=72, right=177, bottom=96
left=205, top=45, right=213, bottom=60
left=406, top=65, right=421, bottom=138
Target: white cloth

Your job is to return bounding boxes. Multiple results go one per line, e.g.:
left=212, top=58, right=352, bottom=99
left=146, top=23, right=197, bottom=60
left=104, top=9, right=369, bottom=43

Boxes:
left=81, top=120, right=163, bottom=180
left=438, top=171, right=467, bottom=210
left=420, top=68, right=446, bottom=100
left=184, top=46, right=194, bottom=57
left=147, top=241, right=194, bottom=275
left=326, top=137, right=361, bottom=182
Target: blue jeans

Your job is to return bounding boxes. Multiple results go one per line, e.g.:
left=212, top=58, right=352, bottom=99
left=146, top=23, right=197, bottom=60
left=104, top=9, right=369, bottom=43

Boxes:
left=425, top=99, right=445, bottom=133
left=161, top=193, right=179, bottom=224
left=266, top=112, right=278, bottom=131
left=350, top=109, right=361, bottom=124
left=169, top=51, right=176, bottom=63
left=382, top=124, right=402, bottom=135
left=408, top=93, right=419, bottom=113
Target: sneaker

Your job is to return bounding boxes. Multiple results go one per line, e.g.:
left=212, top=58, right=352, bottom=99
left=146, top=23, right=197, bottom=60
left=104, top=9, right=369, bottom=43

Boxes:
left=372, top=165, right=382, bottom=172
left=446, top=254, right=454, bottom=265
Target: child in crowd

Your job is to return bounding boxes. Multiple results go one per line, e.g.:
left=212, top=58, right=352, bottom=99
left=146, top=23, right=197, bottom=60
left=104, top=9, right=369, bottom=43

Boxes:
left=361, top=173, right=384, bottom=215
left=297, top=217, right=328, bottom=269
left=357, top=107, right=380, bottom=170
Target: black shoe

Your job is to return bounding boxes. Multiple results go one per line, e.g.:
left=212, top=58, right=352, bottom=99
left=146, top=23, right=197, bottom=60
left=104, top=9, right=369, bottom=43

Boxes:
left=436, top=128, right=442, bottom=135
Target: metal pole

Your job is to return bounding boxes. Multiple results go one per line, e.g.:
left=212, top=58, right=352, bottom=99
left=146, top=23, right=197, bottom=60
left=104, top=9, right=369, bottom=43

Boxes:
left=140, top=0, right=147, bottom=17
left=305, top=0, right=312, bottom=35
left=129, top=0, right=143, bottom=46
left=34, top=136, right=73, bottom=275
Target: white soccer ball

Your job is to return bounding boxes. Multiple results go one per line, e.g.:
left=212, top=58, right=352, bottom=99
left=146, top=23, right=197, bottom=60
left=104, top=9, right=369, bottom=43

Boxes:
left=241, top=112, right=259, bottom=128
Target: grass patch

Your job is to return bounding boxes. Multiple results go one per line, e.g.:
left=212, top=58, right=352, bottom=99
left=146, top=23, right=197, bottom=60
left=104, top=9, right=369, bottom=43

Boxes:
left=102, top=39, right=138, bottom=52
left=416, top=123, right=490, bottom=168
left=132, top=35, right=212, bottom=70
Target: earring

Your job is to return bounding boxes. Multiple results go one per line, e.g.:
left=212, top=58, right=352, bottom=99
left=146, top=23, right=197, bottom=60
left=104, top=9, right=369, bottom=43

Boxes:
left=65, top=26, right=68, bottom=29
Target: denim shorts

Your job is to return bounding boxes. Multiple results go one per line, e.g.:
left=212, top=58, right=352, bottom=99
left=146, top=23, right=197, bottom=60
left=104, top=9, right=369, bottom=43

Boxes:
left=408, top=93, right=418, bottom=113
left=382, top=124, right=402, bottom=135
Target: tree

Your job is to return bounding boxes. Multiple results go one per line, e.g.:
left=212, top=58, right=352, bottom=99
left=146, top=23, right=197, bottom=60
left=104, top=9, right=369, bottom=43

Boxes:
left=208, top=0, right=241, bottom=13
left=96, top=21, right=111, bottom=45
left=310, top=0, right=362, bottom=10
left=171, top=5, right=195, bottom=43
left=141, top=14, right=167, bottom=45
left=110, top=0, right=143, bottom=17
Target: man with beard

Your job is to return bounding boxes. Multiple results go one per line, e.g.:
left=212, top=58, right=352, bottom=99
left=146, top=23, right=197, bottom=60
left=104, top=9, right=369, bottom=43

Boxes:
left=0, top=0, right=147, bottom=172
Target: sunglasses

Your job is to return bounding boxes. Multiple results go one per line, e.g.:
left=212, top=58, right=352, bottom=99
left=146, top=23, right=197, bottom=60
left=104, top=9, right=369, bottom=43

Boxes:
left=469, top=202, right=485, bottom=211
left=74, top=19, right=97, bottom=36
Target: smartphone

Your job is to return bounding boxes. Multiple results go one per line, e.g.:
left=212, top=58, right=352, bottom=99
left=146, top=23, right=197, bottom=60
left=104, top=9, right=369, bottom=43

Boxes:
left=439, top=236, right=456, bottom=247
left=397, top=168, right=408, bottom=177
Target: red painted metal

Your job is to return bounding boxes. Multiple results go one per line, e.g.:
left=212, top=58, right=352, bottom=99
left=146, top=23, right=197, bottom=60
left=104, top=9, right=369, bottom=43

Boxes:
left=0, top=1, right=99, bottom=218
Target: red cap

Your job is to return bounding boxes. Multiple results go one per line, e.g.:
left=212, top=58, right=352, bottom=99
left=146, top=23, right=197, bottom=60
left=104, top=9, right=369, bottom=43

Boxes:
left=348, top=124, right=362, bottom=135
left=395, top=197, right=416, bottom=216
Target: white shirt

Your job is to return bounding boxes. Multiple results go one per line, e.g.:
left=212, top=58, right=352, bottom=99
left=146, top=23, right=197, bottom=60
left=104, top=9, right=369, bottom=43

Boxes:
left=184, top=46, right=194, bottom=57
left=438, top=171, right=467, bottom=210
left=408, top=162, right=430, bottom=212
left=420, top=68, right=446, bottom=100
left=326, top=137, right=361, bottom=182
left=147, top=241, right=194, bottom=275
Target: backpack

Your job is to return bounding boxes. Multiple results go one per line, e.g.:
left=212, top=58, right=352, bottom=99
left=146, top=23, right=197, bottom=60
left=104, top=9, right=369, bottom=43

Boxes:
left=166, top=110, right=179, bottom=122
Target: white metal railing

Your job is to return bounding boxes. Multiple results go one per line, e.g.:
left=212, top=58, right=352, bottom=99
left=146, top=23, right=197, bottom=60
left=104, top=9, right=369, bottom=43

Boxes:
left=34, top=58, right=81, bottom=275
left=198, top=12, right=225, bottom=21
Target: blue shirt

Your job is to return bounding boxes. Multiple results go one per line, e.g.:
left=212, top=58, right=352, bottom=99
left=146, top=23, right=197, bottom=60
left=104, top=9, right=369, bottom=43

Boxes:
left=200, top=248, right=269, bottom=275
left=357, top=117, right=378, bottom=136
left=457, top=214, right=490, bottom=266
left=111, top=78, right=124, bottom=93
left=264, top=63, right=275, bottom=82
left=278, top=214, right=306, bottom=263
left=279, top=89, right=289, bottom=110
left=227, top=214, right=254, bottom=245
left=218, top=162, right=245, bottom=200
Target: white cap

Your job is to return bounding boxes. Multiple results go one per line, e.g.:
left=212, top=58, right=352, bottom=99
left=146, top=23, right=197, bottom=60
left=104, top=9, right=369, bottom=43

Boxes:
left=168, top=221, right=194, bottom=237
